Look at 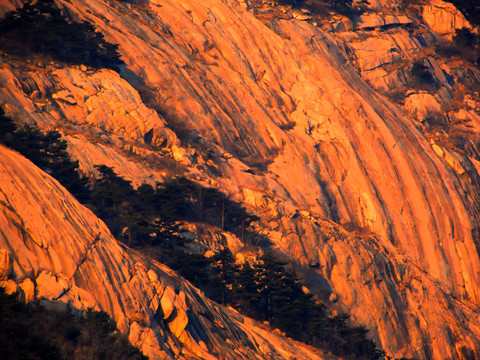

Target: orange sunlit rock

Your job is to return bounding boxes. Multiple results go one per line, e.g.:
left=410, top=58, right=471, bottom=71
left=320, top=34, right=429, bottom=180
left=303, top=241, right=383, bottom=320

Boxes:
left=1, top=0, right=480, bottom=358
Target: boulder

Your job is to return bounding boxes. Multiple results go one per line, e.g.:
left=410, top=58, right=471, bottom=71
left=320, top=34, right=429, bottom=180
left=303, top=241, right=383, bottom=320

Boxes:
left=422, top=0, right=472, bottom=39
left=160, top=287, right=176, bottom=320
left=404, top=92, right=443, bottom=122
left=19, top=278, right=35, bottom=303
left=35, top=271, right=67, bottom=300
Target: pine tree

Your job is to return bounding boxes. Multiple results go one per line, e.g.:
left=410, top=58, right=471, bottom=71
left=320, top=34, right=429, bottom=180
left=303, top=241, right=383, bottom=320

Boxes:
left=0, top=0, right=123, bottom=70
left=175, top=252, right=212, bottom=289
left=93, top=165, right=133, bottom=213
left=234, top=261, right=261, bottom=317
left=42, top=131, right=91, bottom=202
left=0, top=108, right=17, bottom=147
left=153, top=177, right=198, bottom=221
left=211, top=248, right=239, bottom=305
left=254, top=252, right=289, bottom=321
left=0, top=109, right=91, bottom=202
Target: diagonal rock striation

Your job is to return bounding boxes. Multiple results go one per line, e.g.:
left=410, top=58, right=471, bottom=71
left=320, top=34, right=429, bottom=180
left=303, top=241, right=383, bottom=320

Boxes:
left=2, top=0, right=480, bottom=358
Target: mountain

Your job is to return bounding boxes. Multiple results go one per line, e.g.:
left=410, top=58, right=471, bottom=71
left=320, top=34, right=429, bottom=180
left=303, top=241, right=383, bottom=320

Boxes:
left=0, top=143, right=332, bottom=359
left=1, top=0, right=480, bottom=358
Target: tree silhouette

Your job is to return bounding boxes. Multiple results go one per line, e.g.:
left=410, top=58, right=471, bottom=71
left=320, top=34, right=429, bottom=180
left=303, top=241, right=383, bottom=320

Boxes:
left=0, top=0, right=123, bottom=70
left=0, top=109, right=91, bottom=202
left=211, top=248, right=239, bottom=305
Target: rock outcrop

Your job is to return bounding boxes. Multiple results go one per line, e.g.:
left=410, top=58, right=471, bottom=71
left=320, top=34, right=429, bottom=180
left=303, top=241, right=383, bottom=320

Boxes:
left=422, top=0, right=472, bottom=39
left=0, top=144, right=331, bottom=360
left=2, top=0, right=480, bottom=358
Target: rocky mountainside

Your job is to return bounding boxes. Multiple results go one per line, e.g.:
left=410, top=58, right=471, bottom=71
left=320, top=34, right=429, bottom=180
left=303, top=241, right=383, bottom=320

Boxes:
left=2, top=0, right=480, bottom=358
left=0, top=144, right=330, bottom=359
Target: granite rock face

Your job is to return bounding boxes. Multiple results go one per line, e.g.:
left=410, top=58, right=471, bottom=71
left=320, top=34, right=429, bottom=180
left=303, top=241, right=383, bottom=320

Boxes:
left=422, top=0, right=472, bottom=39
left=1, top=0, right=480, bottom=358
left=0, top=145, right=330, bottom=360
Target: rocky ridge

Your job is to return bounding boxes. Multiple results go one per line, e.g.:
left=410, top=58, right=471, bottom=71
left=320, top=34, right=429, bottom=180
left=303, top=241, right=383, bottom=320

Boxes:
left=2, top=0, right=480, bottom=358
left=0, top=144, right=330, bottom=360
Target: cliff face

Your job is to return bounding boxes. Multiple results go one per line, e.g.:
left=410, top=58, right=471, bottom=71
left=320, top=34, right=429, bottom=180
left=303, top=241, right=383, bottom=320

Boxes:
left=0, top=144, right=330, bottom=360
left=2, top=0, right=480, bottom=358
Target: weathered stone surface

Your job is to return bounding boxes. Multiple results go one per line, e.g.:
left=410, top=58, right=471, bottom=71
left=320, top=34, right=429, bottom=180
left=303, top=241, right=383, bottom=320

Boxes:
left=355, top=13, right=412, bottom=30
left=0, top=67, right=178, bottom=149
left=0, top=249, right=11, bottom=281
left=36, top=271, right=67, bottom=300
left=360, top=0, right=402, bottom=10
left=1, top=0, right=480, bottom=358
left=404, top=92, right=443, bottom=121
left=19, top=278, right=35, bottom=303
left=168, top=307, right=188, bottom=338
left=160, top=286, right=176, bottom=320
left=350, top=31, right=420, bottom=72
left=0, top=279, right=18, bottom=294
left=52, top=89, right=77, bottom=105
left=0, top=145, right=328, bottom=359
left=422, top=0, right=472, bottom=39
left=64, top=135, right=166, bottom=187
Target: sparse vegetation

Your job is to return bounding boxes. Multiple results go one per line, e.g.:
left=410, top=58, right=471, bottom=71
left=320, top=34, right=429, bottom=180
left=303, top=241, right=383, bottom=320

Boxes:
left=0, top=0, right=123, bottom=70
left=436, top=27, right=480, bottom=67
left=265, top=0, right=358, bottom=18
left=385, top=88, right=407, bottom=105
left=0, top=108, right=92, bottom=202
left=304, top=0, right=361, bottom=18
left=90, top=169, right=259, bottom=246
left=206, top=250, right=385, bottom=359
left=444, top=0, right=480, bottom=26
left=0, top=288, right=148, bottom=360
left=324, top=0, right=353, bottom=8
left=407, top=60, right=439, bottom=91
left=410, top=61, right=434, bottom=84
left=274, top=0, right=304, bottom=6
left=0, top=108, right=384, bottom=359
